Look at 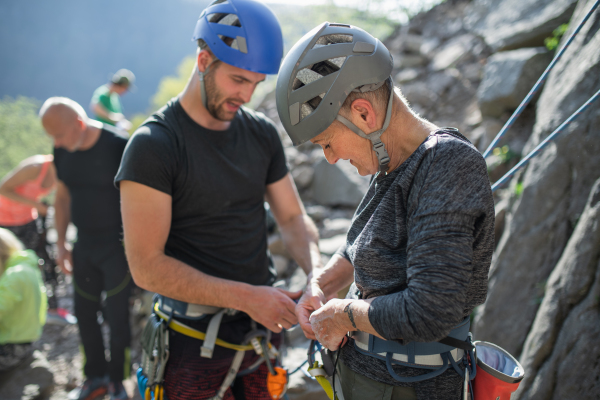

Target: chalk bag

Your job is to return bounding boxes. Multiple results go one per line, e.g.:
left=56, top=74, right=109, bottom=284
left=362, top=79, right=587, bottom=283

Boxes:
left=472, top=341, right=525, bottom=400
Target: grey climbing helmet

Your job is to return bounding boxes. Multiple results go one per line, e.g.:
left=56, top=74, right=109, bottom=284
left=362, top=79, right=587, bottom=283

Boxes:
left=276, top=22, right=394, bottom=172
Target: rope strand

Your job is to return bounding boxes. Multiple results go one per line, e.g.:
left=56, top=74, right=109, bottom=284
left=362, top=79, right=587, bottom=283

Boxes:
left=491, top=89, right=600, bottom=192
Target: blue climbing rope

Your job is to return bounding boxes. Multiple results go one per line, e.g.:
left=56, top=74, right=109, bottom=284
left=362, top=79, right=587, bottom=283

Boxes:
left=491, top=89, right=600, bottom=192
left=482, top=0, right=600, bottom=159
left=287, top=341, right=321, bottom=377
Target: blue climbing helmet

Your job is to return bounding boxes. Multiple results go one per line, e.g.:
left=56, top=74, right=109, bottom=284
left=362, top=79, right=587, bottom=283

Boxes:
left=192, top=0, right=284, bottom=75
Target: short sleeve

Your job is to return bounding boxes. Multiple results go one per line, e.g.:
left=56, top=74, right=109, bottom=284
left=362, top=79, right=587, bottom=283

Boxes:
left=91, top=86, right=111, bottom=109
left=114, top=122, right=177, bottom=195
left=265, top=122, right=288, bottom=185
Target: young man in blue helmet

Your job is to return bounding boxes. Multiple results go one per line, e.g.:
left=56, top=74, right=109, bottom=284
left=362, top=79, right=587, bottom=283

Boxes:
left=115, top=1, right=322, bottom=399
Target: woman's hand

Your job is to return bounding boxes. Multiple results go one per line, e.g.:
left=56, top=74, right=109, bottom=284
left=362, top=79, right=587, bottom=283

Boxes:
left=309, top=298, right=355, bottom=351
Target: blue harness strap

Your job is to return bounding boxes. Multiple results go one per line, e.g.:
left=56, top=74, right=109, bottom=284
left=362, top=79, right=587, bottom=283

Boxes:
left=353, top=317, right=476, bottom=383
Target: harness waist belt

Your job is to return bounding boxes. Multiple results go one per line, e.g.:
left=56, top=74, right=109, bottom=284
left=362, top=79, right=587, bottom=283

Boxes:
left=154, top=303, right=254, bottom=352
left=351, top=317, right=470, bottom=368
left=158, top=295, right=236, bottom=320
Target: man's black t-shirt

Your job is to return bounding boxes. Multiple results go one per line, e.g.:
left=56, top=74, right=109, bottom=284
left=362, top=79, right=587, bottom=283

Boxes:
left=54, top=125, right=127, bottom=235
left=114, top=99, right=288, bottom=286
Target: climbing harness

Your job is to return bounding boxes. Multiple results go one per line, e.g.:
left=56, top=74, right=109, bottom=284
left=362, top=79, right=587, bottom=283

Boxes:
left=484, top=0, right=600, bottom=192
left=352, top=317, right=477, bottom=384
left=137, top=295, right=288, bottom=400
left=298, top=318, right=478, bottom=399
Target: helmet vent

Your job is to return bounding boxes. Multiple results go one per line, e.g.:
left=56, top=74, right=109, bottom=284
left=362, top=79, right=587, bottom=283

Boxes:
left=207, top=13, right=241, bottom=27
left=292, top=56, right=346, bottom=92
left=313, top=34, right=352, bottom=49
left=301, top=93, right=325, bottom=120
left=206, top=12, right=245, bottom=52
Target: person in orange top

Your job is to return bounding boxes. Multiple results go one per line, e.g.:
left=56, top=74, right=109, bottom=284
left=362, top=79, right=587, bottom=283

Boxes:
left=0, top=155, right=75, bottom=325
left=0, top=155, right=55, bottom=231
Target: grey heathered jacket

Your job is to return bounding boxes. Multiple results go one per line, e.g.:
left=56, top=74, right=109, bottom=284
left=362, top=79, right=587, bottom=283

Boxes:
left=337, top=128, right=495, bottom=399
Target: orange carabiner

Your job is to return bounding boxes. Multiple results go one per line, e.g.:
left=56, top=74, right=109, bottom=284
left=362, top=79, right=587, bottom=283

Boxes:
left=267, top=366, right=288, bottom=400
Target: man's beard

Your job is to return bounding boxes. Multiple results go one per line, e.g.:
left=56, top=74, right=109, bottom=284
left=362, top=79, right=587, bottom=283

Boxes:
left=204, top=71, right=242, bottom=122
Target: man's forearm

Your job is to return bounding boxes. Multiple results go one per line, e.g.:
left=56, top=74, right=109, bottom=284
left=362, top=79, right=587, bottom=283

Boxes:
left=54, top=193, right=70, bottom=246
left=92, top=103, right=124, bottom=124
left=278, top=214, right=321, bottom=275
left=130, top=250, right=256, bottom=310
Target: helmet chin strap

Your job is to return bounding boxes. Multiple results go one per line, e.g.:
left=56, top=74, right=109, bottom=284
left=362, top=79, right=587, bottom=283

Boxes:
left=197, top=63, right=213, bottom=110
left=336, top=78, right=394, bottom=174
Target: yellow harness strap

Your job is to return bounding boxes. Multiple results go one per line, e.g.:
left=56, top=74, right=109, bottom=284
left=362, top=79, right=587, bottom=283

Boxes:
left=308, top=361, right=336, bottom=400
left=153, top=303, right=255, bottom=352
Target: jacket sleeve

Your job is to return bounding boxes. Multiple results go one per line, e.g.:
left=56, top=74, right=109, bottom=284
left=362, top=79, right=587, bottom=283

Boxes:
left=368, top=140, right=492, bottom=342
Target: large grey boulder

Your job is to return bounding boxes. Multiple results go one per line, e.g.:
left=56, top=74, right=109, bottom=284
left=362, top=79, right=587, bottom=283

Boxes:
left=478, top=47, right=552, bottom=117
left=515, top=178, right=600, bottom=400
left=473, top=0, right=600, bottom=363
left=430, top=34, right=477, bottom=71
left=311, top=159, right=369, bottom=208
left=465, top=0, right=578, bottom=51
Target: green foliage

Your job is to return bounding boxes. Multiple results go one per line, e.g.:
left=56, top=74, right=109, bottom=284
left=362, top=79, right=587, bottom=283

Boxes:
left=0, top=96, right=53, bottom=179
left=126, top=56, right=195, bottom=134
left=275, top=3, right=399, bottom=52
left=129, top=113, right=150, bottom=135
left=150, top=56, right=196, bottom=112
left=487, top=145, right=517, bottom=175
left=514, top=182, right=524, bottom=198
left=492, top=145, right=515, bottom=164
left=545, top=23, right=569, bottom=51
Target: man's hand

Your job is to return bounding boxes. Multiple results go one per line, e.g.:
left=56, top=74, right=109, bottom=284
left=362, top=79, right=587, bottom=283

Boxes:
left=309, top=299, right=354, bottom=351
left=243, top=286, right=302, bottom=333
left=56, top=242, right=73, bottom=275
left=116, top=119, right=132, bottom=132
left=296, top=280, right=327, bottom=340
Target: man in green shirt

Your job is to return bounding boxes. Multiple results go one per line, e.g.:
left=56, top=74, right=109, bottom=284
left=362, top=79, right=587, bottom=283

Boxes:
left=90, top=69, right=135, bottom=131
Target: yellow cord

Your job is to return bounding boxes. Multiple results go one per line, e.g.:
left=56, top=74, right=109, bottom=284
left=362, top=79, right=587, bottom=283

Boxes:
left=308, top=361, right=336, bottom=400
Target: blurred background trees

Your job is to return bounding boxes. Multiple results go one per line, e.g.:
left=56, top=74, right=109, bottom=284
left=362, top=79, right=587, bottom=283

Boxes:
left=0, top=96, right=52, bottom=178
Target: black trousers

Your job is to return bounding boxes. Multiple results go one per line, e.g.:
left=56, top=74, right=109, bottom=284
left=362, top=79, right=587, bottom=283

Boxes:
left=72, top=234, right=132, bottom=383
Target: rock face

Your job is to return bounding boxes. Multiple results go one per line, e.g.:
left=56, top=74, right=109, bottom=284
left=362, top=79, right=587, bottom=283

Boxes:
left=478, top=47, right=552, bottom=117
left=465, top=0, right=578, bottom=51
left=473, top=0, right=600, bottom=355
left=312, top=159, right=370, bottom=208
left=516, top=178, right=600, bottom=399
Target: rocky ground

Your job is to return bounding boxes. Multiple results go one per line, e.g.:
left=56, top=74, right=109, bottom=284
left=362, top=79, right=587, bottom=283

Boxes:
left=0, top=272, right=147, bottom=400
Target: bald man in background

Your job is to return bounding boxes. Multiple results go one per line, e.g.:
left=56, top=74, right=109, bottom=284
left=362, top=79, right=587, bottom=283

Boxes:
left=40, top=97, right=132, bottom=400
